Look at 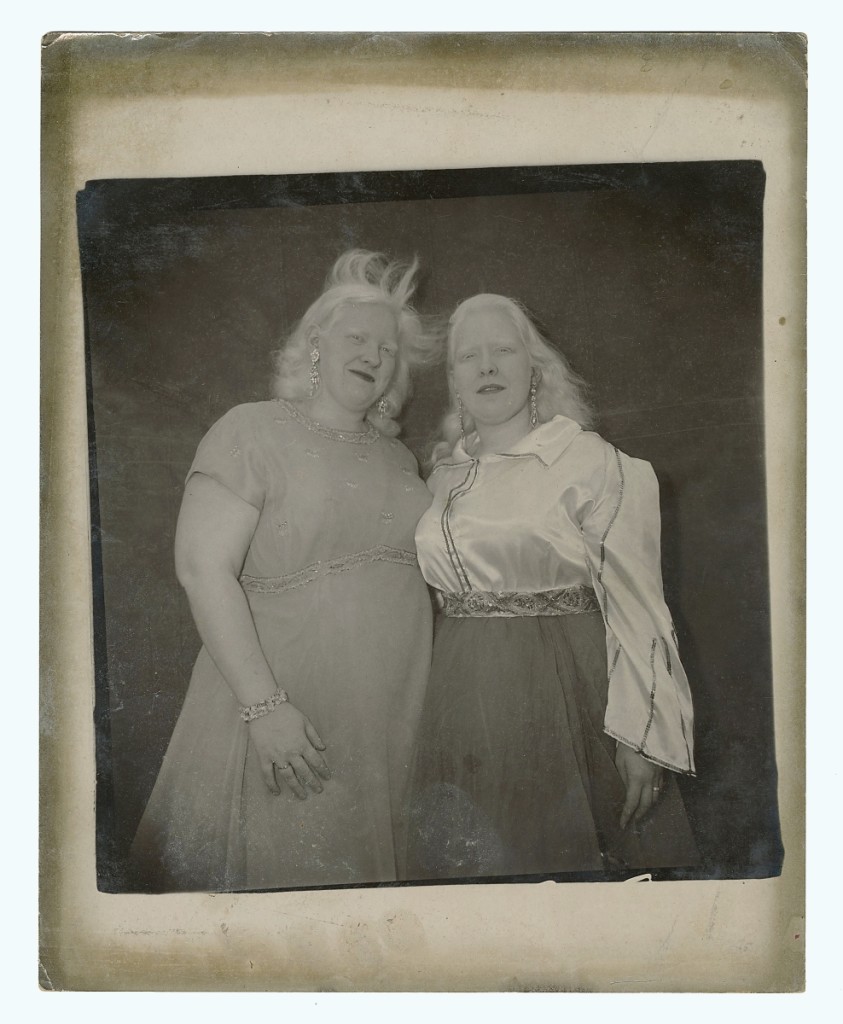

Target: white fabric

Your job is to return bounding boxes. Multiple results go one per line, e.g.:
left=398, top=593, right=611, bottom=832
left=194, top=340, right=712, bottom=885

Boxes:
left=415, top=416, right=696, bottom=775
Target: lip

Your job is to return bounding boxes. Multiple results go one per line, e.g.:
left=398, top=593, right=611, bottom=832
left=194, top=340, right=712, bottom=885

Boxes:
left=476, top=383, right=505, bottom=394
left=348, top=368, right=376, bottom=384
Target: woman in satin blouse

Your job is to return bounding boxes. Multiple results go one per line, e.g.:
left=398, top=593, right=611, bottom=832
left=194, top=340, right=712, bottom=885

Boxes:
left=404, top=293, right=699, bottom=880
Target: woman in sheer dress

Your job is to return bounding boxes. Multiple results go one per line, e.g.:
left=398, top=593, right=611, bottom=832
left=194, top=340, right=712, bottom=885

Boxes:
left=131, top=250, right=437, bottom=891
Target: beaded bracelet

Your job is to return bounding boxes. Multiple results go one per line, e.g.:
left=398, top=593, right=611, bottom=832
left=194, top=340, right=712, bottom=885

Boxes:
left=239, top=688, right=289, bottom=723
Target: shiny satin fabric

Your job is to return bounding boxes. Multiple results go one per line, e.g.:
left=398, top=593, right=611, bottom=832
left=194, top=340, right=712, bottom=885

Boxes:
left=415, top=416, right=696, bottom=776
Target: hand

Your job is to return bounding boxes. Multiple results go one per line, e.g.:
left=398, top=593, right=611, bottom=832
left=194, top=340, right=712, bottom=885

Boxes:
left=248, top=703, right=330, bottom=799
left=615, top=742, right=664, bottom=829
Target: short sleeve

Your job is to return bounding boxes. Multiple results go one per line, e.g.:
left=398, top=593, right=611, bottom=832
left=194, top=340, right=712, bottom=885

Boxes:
left=581, top=444, right=696, bottom=775
left=186, top=405, right=267, bottom=510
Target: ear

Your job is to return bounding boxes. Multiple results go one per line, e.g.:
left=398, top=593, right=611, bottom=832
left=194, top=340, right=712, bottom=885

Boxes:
left=306, top=322, right=320, bottom=347
left=531, top=366, right=543, bottom=385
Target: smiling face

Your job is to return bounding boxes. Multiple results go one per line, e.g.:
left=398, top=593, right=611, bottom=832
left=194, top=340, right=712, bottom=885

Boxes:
left=450, top=306, right=533, bottom=430
left=312, top=301, right=399, bottom=420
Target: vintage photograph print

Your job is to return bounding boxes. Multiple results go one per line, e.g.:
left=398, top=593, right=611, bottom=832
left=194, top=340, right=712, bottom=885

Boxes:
left=78, top=163, right=782, bottom=895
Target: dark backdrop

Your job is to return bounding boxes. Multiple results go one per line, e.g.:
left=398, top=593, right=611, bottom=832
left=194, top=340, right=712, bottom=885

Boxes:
left=78, top=163, right=782, bottom=890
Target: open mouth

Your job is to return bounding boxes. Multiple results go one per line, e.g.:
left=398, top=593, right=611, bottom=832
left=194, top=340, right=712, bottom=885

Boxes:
left=476, top=384, right=505, bottom=394
left=349, top=369, right=376, bottom=384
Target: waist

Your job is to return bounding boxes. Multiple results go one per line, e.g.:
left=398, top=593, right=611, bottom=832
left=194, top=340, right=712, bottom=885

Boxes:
left=240, top=545, right=418, bottom=595
left=439, top=585, right=600, bottom=618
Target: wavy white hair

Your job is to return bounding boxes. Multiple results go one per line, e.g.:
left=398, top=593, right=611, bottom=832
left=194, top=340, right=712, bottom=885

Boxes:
left=272, top=250, right=438, bottom=437
left=431, top=293, right=595, bottom=465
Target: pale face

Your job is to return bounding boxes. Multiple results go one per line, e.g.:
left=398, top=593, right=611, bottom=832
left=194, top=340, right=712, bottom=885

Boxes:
left=450, top=307, right=533, bottom=429
left=314, top=302, right=399, bottom=417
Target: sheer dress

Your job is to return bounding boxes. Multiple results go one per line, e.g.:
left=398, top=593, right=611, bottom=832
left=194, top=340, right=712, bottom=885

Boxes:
left=131, top=400, right=434, bottom=891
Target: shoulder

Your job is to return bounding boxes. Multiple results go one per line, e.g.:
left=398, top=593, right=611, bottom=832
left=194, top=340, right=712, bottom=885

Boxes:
left=570, top=431, right=656, bottom=477
left=558, top=430, right=615, bottom=491
left=206, top=401, right=275, bottom=430
left=223, top=400, right=280, bottom=425
left=216, top=400, right=287, bottom=439
left=382, top=435, right=419, bottom=467
left=559, top=432, right=658, bottom=512
left=567, top=429, right=613, bottom=463
left=385, top=434, right=417, bottom=462
left=575, top=436, right=661, bottom=518
left=197, top=403, right=280, bottom=462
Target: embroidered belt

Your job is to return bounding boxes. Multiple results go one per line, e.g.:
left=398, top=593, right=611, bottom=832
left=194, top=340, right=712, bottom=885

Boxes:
left=240, top=545, right=418, bottom=595
left=440, top=585, right=600, bottom=618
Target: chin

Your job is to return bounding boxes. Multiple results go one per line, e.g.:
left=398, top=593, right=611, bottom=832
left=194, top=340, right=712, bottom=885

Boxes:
left=477, top=412, right=528, bottom=429
left=343, top=382, right=376, bottom=402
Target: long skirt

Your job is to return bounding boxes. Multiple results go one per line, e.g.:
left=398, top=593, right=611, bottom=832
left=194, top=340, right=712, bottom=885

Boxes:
left=403, top=611, right=699, bottom=880
left=129, top=561, right=432, bottom=892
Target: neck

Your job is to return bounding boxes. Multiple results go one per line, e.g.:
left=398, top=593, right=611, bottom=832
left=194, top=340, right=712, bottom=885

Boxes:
left=298, top=394, right=368, bottom=432
left=474, top=408, right=533, bottom=455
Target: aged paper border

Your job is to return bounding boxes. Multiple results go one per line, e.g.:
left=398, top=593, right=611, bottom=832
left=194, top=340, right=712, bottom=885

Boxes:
left=40, top=32, right=806, bottom=991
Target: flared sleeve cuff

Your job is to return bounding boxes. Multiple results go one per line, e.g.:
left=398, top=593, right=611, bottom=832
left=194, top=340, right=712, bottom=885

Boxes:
left=186, top=405, right=267, bottom=510
left=582, top=443, right=696, bottom=775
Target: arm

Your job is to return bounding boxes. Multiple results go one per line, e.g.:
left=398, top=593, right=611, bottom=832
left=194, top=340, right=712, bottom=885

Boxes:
left=579, top=438, right=695, bottom=826
left=175, top=473, right=330, bottom=798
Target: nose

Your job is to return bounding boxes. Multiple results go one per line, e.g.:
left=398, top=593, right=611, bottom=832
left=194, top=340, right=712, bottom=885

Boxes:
left=479, top=354, right=498, bottom=376
left=360, top=340, right=382, bottom=366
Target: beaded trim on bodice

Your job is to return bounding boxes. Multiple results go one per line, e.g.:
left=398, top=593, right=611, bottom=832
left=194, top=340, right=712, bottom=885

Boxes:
left=240, top=545, right=418, bottom=595
left=274, top=398, right=380, bottom=444
left=440, top=585, right=600, bottom=618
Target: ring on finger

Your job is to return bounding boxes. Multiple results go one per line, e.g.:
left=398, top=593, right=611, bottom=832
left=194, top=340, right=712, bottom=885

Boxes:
left=275, top=762, right=292, bottom=771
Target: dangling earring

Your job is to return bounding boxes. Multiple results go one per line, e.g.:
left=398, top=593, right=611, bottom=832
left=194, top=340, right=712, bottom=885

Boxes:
left=456, top=392, right=466, bottom=441
left=529, top=371, right=539, bottom=428
left=377, top=396, right=388, bottom=418
left=308, top=345, right=320, bottom=397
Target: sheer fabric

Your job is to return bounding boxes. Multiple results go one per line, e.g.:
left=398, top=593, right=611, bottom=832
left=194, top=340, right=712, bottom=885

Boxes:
left=131, top=401, right=433, bottom=891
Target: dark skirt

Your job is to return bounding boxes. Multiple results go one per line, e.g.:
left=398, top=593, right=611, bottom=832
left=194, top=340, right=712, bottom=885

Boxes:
left=403, top=611, right=699, bottom=880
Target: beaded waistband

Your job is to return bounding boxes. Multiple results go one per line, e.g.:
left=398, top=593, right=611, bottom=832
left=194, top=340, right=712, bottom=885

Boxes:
left=240, top=545, right=418, bottom=595
left=440, top=585, right=600, bottom=618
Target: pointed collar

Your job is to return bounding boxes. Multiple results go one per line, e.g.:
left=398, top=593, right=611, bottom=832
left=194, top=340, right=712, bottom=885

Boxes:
left=435, top=415, right=583, bottom=470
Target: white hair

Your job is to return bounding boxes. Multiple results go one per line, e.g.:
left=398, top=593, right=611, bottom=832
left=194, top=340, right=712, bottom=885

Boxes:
left=431, top=293, right=595, bottom=464
left=272, top=250, right=439, bottom=437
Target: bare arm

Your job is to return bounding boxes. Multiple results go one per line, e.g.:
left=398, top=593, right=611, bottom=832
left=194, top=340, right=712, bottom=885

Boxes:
left=175, top=473, right=276, bottom=706
left=175, top=474, right=329, bottom=797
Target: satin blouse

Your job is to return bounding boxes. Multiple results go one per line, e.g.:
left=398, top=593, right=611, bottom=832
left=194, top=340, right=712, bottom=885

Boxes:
left=415, top=415, right=695, bottom=775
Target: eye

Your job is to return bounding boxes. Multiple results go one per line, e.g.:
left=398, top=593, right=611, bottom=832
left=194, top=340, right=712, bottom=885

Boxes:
left=380, top=345, right=396, bottom=357
left=498, top=346, right=514, bottom=354
left=459, top=352, right=476, bottom=361
left=349, top=333, right=364, bottom=343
